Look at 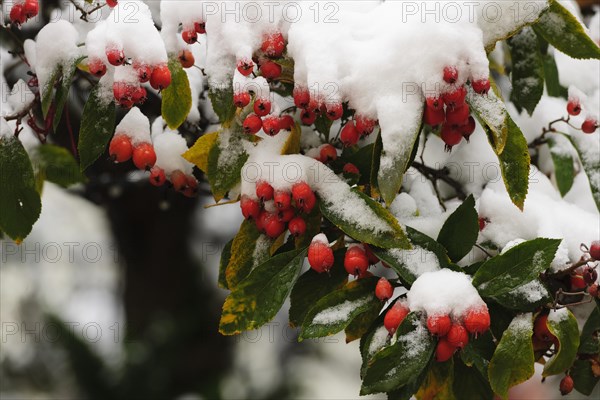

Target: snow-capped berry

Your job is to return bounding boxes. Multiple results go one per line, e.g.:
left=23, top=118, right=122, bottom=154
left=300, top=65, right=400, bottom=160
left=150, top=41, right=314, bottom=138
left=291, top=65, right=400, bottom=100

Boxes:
left=445, top=104, right=470, bottom=126
left=566, top=99, right=581, bottom=116
left=23, top=0, right=39, bottom=19
left=443, top=66, right=458, bottom=84
left=441, top=124, right=463, bottom=148
left=260, top=60, right=282, bottom=79
left=460, top=116, right=476, bottom=140
left=426, top=96, right=443, bottom=111
left=10, top=4, right=26, bottom=26
left=343, top=163, right=360, bottom=175
left=464, top=307, right=491, bottom=334
left=427, top=314, right=452, bottom=336
left=471, top=78, right=490, bottom=95
left=149, top=167, right=166, bottom=187
left=383, top=302, right=410, bottom=335
left=262, top=115, right=281, bottom=136
left=375, top=278, right=393, bottom=301
left=256, top=181, right=274, bottom=201
left=435, top=338, right=456, bottom=362
left=447, top=324, right=469, bottom=348
left=559, top=375, right=574, bottom=396
left=106, top=46, right=125, bottom=66
left=261, top=31, right=285, bottom=57
left=582, top=118, right=598, bottom=134
left=183, top=176, right=199, bottom=198
left=278, top=115, right=295, bottom=131
left=308, top=236, right=334, bottom=273
left=583, top=267, right=598, bottom=285
left=340, top=122, right=360, bottom=147
left=443, top=86, right=467, bottom=109
left=178, top=49, right=195, bottom=68
left=355, top=116, right=377, bottom=136
left=88, top=59, right=107, bottom=78
left=109, top=135, right=133, bottom=163
left=288, top=217, right=307, bottom=237
left=344, top=246, right=369, bottom=276
left=134, top=63, right=152, bottom=83
left=534, top=315, right=556, bottom=342
left=571, top=273, right=587, bottom=290
left=325, top=103, right=343, bottom=121
left=233, top=92, right=251, bottom=108
left=113, top=82, right=133, bottom=102
left=243, top=114, right=262, bottom=135
left=319, top=144, right=337, bottom=163
left=170, top=170, right=187, bottom=192
left=300, top=109, right=317, bottom=125
left=194, top=21, right=206, bottom=34
left=253, top=98, right=271, bottom=117
left=240, top=196, right=260, bottom=220
left=150, top=65, right=171, bottom=90
left=182, top=29, right=198, bottom=44
left=131, top=87, right=147, bottom=104
left=590, top=241, right=600, bottom=260
left=424, top=107, right=445, bottom=126
left=132, top=143, right=156, bottom=170
left=106, top=0, right=118, bottom=8
left=293, top=88, right=311, bottom=109
left=237, top=59, right=254, bottom=77
left=264, top=214, right=286, bottom=238
left=274, top=191, right=292, bottom=210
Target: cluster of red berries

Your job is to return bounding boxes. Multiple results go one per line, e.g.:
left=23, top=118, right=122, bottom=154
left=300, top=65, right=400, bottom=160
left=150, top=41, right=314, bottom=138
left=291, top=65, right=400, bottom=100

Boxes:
left=9, top=0, right=39, bottom=26
left=570, top=241, right=600, bottom=296
left=339, top=115, right=378, bottom=147
left=292, top=87, right=347, bottom=127
left=181, top=20, right=206, bottom=45
left=307, top=238, right=379, bottom=275
left=424, top=66, right=489, bottom=150
left=236, top=31, right=286, bottom=79
left=566, top=98, right=599, bottom=134
left=151, top=169, right=199, bottom=198
left=241, top=103, right=295, bottom=136
left=240, top=181, right=316, bottom=239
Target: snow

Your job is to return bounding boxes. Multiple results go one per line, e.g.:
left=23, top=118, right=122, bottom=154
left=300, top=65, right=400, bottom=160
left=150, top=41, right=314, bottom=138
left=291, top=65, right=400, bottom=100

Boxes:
left=510, top=280, right=549, bottom=304
left=367, top=325, right=389, bottom=357
left=0, top=118, right=12, bottom=139
left=548, top=308, right=570, bottom=324
left=114, top=107, right=151, bottom=145
left=311, top=233, right=329, bottom=245
left=152, top=130, right=194, bottom=176
left=386, top=246, right=440, bottom=278
left=407, top=269, right=486, bottom=318
left=396, top=319, right=429, bottom=358
left=4, top=79, right=35, bottom=116
left=508, top=312, right=534, bottom=334
left=311, top=296, right=371, bottom=326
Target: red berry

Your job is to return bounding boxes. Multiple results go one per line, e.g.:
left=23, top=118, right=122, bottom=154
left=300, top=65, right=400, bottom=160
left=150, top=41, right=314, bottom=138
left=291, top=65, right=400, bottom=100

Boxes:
left=308, top=239, right=334, bottom=273
left=443, top=86, right=467, bottom=109
left=23, top=0, right=39, bottom=19
left=447, top=324, right=469, bottom=348
left=339, top=121, right=358, bottom=147
left=319, top=144, right=337, bottom=163
left=445, top=104, right=470, bottom=126
left=243, top=114, right=262, bottom=135
left=292, top=182, right=313, bottom=208
left=344, top=246, right=369, bottom=276
left=134, top=63, right=152, bottom=83
left=88, top=59, right=107, bottom=77
left=278, top=115, right=295, bottom=131
left=106, top=46, right=125, bottom=66
left=299, top=191, right=317, bottom=214
left=149, top=167, right=166, bottom=187
left=131, top=86, right=147, bottom=104
left=10, top=4, right=26, bottom=25
left=441, top=124, right=463, bottom=149
left=262, top=115, right=281, bottom=136
left=478, top=217, right=487, bottom=231
left=113, top=82, right=133, bottom=102
left=178, top=49, right=195, bottom=68
left=237, top=59, right=254, bottom=76
left=182, top=175, right=199, bottom=198
left=109, top=135, right=133, bottom=163
left=260, top=60, right=282, bottom=80
left=435, top=338, right=457, bottom=362
left=571, top=274, right=587, bottom=290
left=264, top=214, right=286, bottom=238
left=288, top=217, right=307, bottom=237
left=426, top=96, right=443, bottom=111
left=234, top=92, right=251, bottom=108
left=472, top=78, right=490, bottom=95
left=424, top=107, right=445, bottom=126
left=460, top=116, right=476, bottom=140
left=559, top=375, right=574, bottom=396
left=300, top=109, right=317, bottom=125
left=132, top=142, right=157, bottom=170
left=170, top=170, right=187, bottom=191
left=534, top=315, right=556, bottom=342
left=589, top=283, right=599, bottom=298
left=566, top=99, right=581, bottom=116
left=240, top=196, right=260, bottom=220
left=384, top=302, right=410, bottom=335
left=150, top=64, right=171, bottom=90
left=375, top=278, right=393, bottom=301
left=325, top=103, right=343, bottom=121
left=253, top=98, right=271, bottom=117
left=464, top=307, right=491, bottom=334
left=255, top=210, right=269, bottom=232
left=256, top=181, right=274, bottom=201
left=355, top=116, right=377, bottom=136
left=293, top=88, right=311, bottom=109
left=343, top=163, right=360, bottom=175
left=590, top=241, right=600, bottom=260
left=274, top=191, right=292, bottom=210
left=582, top=118, right=598, bottom=134
left=106, top=0, right=118, bottom=8
left=182, top=29, right=198, bottom=44
left=261, top=31, right=285, bottom=58
left=583, top=267, right=598, bottom=285
left=427, top=314, right=452, bottom=336
left=194, top=21, right=206, bottom=34
left=443, top=66, right=458, bottom=84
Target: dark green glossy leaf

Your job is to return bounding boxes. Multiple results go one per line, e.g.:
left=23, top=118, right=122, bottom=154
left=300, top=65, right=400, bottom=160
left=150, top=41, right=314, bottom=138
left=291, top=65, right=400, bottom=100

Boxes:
left=453, top=358, right=494, bottom=400
left=571, top=359, right=600, bottom=396
left=345, top=299, right=382, bottom=343
left=543, top=308, right=580, bottom=376
left=497, top=116, right=531, bottom=210
left=492, top=279, right=551, bottom=311
left=53, top=56, right=86, bottom=131
left=548, top=137, right=575, bottom=197
left=31, top=145, right=85, bottom=188
left=437, top=195, right=478, bottom=262
left=206, top=128, right=249, bottom=202
left=162, top=57, right=192, bottom=129
left=209, top=81, right=236, bottom=124
left=565, top=133, right=600, bottom=211
left=225, top=220, right=271, bottom=289
left=507, top=27, right=544, bottom=115
left=579, top=306, right=600, bottom=355
left=78, top=85, right=116, bottom=171
left=41, top=66, right=60, bottom=118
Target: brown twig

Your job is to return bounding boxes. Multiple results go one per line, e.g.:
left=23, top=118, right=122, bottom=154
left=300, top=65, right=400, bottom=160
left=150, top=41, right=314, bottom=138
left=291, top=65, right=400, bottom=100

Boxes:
left=412, top=161, right=467, bottom=201
left=68, top=0, right=106, bottom=22
left=529, top=115, right=581, bottom=148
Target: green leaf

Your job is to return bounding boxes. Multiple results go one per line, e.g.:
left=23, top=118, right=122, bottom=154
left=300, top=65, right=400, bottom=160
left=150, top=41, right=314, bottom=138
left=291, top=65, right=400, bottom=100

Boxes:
left=289, top=249, right=348, bottom=328
left=360, top=319, right=390, bottom=378
left=473, top=238, right=561, bottom=298
left=361, top=313, right=435, bottom=395
left=162, top=57, right=192, bottom=129
left=461, top=332, right=495, bottom=377
left=206, top=128, right=249, bottom=202
left=219, top=248, right=306, bottom=335
left=571, top=359, right=600, bottom=396
left=416, top=359, right=456, bottom=400
left=343, top=143, right=374, bottom=185
left=78, top=85, right=116, bottom=171
left=543, top=308, right=580, bottom=376
left=31, top=145, right=85, bottom=188
left=467, top=87, right=509, bottom=155
left=492, top=279, right=551, bottom=311
left=488, top=313, right=535, bottom=399
left=437, top=195, right=479, bottom=263
left=313, top=113, right=333, bottom=139
left=300, top=276, right=380, bottom=340
left=538, top=35, right=568, bottom=98
left=497, top=116, right=531, bottom=210
left=579, top=306, right=600, bottom=355
left=218, top=239, right=233, bottom=289
left=453, top=358, right=494, bottom=400
left=225, top=220, right=271, bottom=289
left=374, top=227, right=449, bottom=286
left=533, top=0, right=600, bottom=60
left=565, top=133, right=600, bottom=211
left=209, top=81, right=236, bottom=124
left=41, top=66, right=60, bottom=118
left=507, top=27, right=544, bottom=115
left=370, top=133, right=383, bottom=192
left=548, top=137, right=575, bottom=197
left=345, top=299, right=382, bottom=343
left=377, top=108, right=423, bottom=205
left=0, top=136, right=42, bottom=242
left=319, top=188, right=410, bottom=249
left=53, top=56, right=86, bottom=131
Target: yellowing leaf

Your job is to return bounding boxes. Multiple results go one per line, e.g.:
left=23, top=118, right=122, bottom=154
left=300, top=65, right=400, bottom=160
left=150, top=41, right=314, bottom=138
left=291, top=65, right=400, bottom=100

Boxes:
left=182, top=131, right=219, bottom=173
left=281, top=122, right=301, bottom=155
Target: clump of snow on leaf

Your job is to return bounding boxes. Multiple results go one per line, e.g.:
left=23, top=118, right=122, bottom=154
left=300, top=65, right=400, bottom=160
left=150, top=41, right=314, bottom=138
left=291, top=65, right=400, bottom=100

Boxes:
left=312, top=297, right=371, bottom=326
